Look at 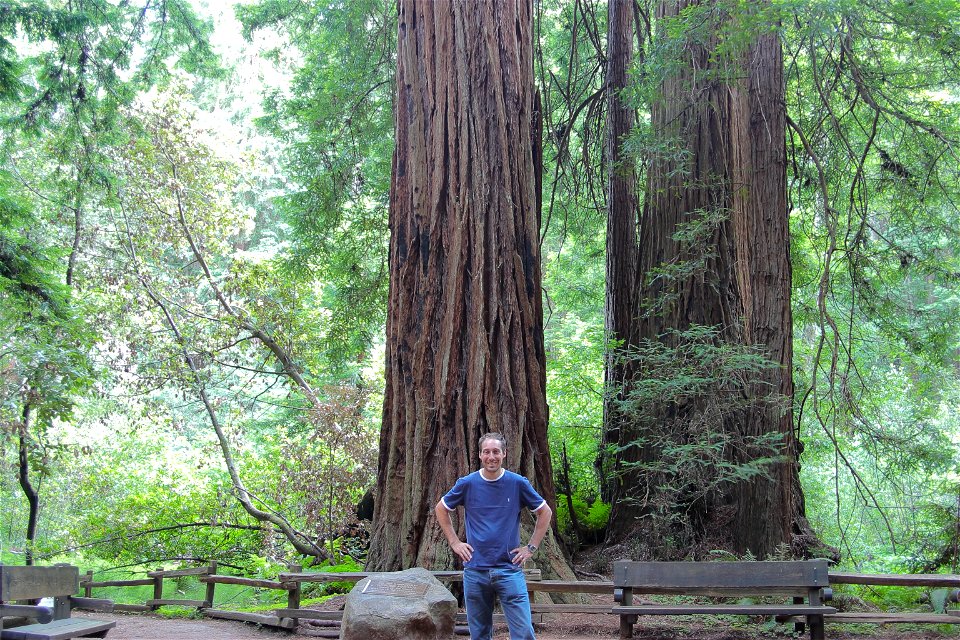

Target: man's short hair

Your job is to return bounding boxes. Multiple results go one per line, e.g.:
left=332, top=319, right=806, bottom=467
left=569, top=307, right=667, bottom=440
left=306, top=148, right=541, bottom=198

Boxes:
left=478, top=432, right=507, bottom=451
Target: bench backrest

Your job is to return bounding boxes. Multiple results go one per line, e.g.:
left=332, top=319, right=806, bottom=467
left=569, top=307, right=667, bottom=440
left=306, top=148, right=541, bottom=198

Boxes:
left=0, top=565, right=80, bottom=600
left=613, top=560, right=829, bottom=597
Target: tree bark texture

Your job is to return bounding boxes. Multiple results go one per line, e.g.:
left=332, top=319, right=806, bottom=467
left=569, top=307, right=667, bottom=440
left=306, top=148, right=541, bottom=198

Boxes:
left=369, top=0, right=564, bottom=578
left=607, top=0, right=800, bottom=558
left=601, top=0, right=639, bottom=501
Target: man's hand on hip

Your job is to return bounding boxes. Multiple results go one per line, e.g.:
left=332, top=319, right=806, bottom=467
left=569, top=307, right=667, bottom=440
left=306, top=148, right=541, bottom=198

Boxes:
left=511, top=545, right=534, bottom=565
left=451, top=540, right=473, bottom=562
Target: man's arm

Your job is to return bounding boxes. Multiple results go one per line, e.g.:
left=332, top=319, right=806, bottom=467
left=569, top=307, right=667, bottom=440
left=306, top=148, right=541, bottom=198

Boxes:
left=435, top=500, right=473, bottom=563
left=511, top=502, right=552, bottom=565
left=529, top=502, right=552, bottom=548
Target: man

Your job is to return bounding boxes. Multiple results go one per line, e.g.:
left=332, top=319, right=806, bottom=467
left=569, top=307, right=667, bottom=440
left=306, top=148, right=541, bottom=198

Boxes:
left=435, top=432, right=553, bottom=640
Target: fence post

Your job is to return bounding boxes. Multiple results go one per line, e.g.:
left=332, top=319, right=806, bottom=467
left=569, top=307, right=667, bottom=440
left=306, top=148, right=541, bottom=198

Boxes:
left=204, top=561, right=217, bottom=609
left=151, top=568, right=163, bottom=611
left=286, top=563, right=302, bottom=612
left=83, top=570, right=93, bottom=598
left=278, top=563, right=302, bottom=630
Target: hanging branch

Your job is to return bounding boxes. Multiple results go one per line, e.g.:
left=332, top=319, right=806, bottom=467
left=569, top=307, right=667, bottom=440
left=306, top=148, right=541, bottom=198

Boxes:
left=119, top=203, right=329, bottom=561
left=167, top=161, right=323, bottom=408
left=787, top=112, right=896, bottom=555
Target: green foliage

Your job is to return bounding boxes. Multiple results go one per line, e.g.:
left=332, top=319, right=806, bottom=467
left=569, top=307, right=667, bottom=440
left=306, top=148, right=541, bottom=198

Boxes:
left=0, top=0, right=220, bottom=565
left=237, top=0, right=394, bottom=367
left=555, top=494, right=610, bottom=539
left=537, top=0, right=609, bottom=506
left=546, top=318, right=605, bottom=501
left=0, top=0, right=217, bottom=127
left=784, top=0, right=960, bottom=568
left=302, top=556, right=364, bottom=596
left=584, top=498, right=611, bottom=531
left=611, top=325, right=788, bottom=552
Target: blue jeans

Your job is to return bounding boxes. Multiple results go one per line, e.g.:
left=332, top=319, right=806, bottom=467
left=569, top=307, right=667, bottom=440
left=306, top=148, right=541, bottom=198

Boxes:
left=463, top=566, right=535, bottom=640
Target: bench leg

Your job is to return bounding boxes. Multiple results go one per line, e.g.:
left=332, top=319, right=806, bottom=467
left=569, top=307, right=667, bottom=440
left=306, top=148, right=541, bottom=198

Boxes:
left=618, top=587, right=634, bottom=638
left=808, top=614, right=825, bottom=640
left=793, top=596, right=806, bottom=636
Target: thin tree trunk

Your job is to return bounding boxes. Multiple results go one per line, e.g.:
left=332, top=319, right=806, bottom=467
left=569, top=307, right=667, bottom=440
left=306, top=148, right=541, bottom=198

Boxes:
left=561, top=441, right=584, bottom=545
left=369, top=0, right=569, bottom=582
left=18, top=401, right=39, bottom=566
left=601, top=0, right=638, bottom=502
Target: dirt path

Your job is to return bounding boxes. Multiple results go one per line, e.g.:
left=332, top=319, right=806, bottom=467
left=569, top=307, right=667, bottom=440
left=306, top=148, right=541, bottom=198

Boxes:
left=77, top=610, right=959, bottom=640
left=75, top=611, right=297, bottom=639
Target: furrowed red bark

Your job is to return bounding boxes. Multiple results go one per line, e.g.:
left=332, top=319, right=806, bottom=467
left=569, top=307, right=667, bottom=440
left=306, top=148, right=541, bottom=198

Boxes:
left=369, top=0, right=567, bottom=579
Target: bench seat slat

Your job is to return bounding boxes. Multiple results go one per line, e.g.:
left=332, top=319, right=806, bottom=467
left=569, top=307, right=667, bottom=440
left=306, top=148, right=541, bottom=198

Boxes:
left=0, top=618, right=116, bottom=640
left=617, top=586, right=814, bottom=597
left=613, top=605, right=836, bottom=616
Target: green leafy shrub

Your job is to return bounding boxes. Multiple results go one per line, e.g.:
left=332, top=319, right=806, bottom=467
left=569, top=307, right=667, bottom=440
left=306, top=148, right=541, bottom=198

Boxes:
left=301, top=556, right=364, bottom=596
left=583, top=500, right=611, bottom=531
left=555, top=493, right=610, bottom=543
left=555, top=493, right=588, bottom=534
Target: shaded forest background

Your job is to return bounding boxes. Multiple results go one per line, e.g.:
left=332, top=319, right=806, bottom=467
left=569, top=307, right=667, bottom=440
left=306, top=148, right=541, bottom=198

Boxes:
left=1, top=0, right=959, bottom=586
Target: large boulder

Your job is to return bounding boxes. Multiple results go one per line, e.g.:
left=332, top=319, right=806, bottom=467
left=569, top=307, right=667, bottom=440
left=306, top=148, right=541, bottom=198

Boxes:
left=340, top=568, right=457, bottom=640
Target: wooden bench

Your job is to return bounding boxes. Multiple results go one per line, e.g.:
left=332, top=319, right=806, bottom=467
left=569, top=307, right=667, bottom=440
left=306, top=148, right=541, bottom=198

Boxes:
left=0, top=566, right=115, bottom=640
left=612, top=560, right=836, bottom=640
left=0, top=619, right=114, bottom=640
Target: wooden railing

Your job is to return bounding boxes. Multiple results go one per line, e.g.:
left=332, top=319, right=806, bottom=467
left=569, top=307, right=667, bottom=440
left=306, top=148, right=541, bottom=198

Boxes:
left=817, top=572, right=960, bottom=625
left=76, top=564, right=960, bottom=637
left=78, top=564, right=606, bottom=636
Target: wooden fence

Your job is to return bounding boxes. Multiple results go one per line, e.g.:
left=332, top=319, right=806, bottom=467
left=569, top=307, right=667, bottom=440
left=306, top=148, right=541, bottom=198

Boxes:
left=76, top=565, right=960, bottom=638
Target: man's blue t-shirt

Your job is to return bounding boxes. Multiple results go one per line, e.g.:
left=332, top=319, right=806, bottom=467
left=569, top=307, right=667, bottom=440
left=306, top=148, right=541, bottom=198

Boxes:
left=441, top=469, right=546, bottom=569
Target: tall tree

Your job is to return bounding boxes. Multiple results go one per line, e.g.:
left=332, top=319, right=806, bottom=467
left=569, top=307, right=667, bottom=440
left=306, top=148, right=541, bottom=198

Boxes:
left=368, top=0, right=569, bottom=578
left=607, top=0, right=809, bottom=558
left=600, top=0, right=639, bottom=500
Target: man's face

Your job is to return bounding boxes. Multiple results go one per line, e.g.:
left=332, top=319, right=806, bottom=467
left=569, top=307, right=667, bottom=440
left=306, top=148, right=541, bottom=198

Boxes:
left=479, top=438, right=505, bottom=475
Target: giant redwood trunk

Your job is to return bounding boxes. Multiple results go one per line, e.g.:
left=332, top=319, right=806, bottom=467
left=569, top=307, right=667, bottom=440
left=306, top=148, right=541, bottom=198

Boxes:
left=368, top=0, right=568, bottom=578
left=607, top=0, right=804, bottom=558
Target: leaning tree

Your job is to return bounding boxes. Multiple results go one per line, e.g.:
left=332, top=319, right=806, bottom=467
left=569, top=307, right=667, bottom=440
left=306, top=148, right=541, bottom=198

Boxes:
left=367, top=0, right=572, bottom=580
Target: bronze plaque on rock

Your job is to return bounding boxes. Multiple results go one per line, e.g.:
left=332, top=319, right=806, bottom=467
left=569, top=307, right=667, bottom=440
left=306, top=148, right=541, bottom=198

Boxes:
left=359, top=578, right=429, bottom=598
